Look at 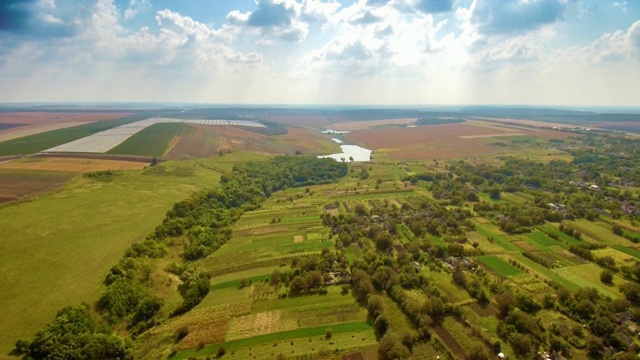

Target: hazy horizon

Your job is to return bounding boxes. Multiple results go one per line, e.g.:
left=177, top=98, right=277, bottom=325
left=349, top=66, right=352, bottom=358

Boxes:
left=1, top=0, right=639, bottom=106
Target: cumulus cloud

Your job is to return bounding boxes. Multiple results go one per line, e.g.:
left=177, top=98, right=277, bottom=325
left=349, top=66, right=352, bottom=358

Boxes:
left=227, top=0, right=342, bottom=42
left=471, top=0, right=566, bottom=36
left=123, top=0, right=150, bottom=20
left=588, top=20, right=640, bottom=63
left=348, top=10, right=383, bottom=25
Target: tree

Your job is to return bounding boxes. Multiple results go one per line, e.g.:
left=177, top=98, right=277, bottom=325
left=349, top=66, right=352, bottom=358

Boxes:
left=509, top=333, right=534, bottom=357
left=468, top=342, right=490, bottom=360
left=289, top=275, right=307, bottom=295
left=375, top=232, right=393, bottom=252
left=305, top=270, right=323, bottom=290
left=378, top=333, right=410, bottom=360
left=367, top=295, right=385, bottom=319
left=374, top=315, right=389, bottom=336
left=489, top=187, right=501, bottom=200
left=600, top=269, right=613, bottom=284
left=351, top=269, right=374, bottom=302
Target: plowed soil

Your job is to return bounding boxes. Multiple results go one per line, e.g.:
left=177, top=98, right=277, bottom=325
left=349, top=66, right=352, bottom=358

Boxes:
left=0, top=112, right=133, bottom=142
left=347, top=122, right=572, bottom=160
left=0, top=157, right=147, bottom=173
left=0, top=112, right=133, bottom=125
left=0, top=170, right=75, bottom=203
left=328, top=118, right=418, bottom=131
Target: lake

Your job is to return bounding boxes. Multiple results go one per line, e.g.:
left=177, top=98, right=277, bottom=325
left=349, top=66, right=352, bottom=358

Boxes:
left=318, top=145, right=372, bottom=162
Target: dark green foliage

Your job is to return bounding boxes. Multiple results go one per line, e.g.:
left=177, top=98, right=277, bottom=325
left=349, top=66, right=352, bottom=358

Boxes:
left=175, top=269, right=210, bottom=314
left=416, top=118, right=465, bottom=126
left=600, top=269, right=614, bottom=284
left=13, top=339, right=29, bottom=354
left=351, top=270, right=374, bottom=302
left=26, top=305, right=131, bottom=360
left=98, top=278, right=163, bottom=326
left=378, top=333, right=410, bottom=360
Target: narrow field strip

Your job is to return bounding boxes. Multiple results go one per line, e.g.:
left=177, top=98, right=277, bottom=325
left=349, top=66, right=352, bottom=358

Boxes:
left=170, top=321, right=372, bottom=360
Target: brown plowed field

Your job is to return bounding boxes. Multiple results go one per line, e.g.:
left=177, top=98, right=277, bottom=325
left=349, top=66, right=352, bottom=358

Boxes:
left=262, top=116, right=333, bottom=127
left=432, top=325, right=467, bottom=359
left=0, top=112, right=133, bottom=124
left=0, top=157, right=147, bottom=173
left=0, top=122, right=92, bottom=142
left=328, top=118, right=418, bottom=131
left=165, top=125, right=337, bottom=159
left=0, top=112, right=133, bottom=142
left=347, top=122, right=572, bottom=160
left=0, top=170, right=75, bottom=204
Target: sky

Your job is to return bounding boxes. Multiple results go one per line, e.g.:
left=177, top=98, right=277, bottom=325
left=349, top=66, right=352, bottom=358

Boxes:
left=0, top=0, right=639, bottom=106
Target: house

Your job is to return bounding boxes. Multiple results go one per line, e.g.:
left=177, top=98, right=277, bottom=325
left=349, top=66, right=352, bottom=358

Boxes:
left=616, top=311, right=634, bottom=324
left=622, top=320, right=639, bottom=334
left=445, top=256, right=460, bottom=267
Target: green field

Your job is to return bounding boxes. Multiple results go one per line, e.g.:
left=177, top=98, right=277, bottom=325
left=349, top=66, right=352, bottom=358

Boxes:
left=171, top=322, right=374, bottom=360
left=476, top=256, right=523, bottom=277
left=526, top=230, right=563, bottom=247
left=108, top=123, right=185, bottom=157
left=472, top=221, right=521, bottom=252
left=0, top=112, right=157, bottom=155
left=612, top=245, right=640, bottom=260
left=0, top=157, right=236, bottom=356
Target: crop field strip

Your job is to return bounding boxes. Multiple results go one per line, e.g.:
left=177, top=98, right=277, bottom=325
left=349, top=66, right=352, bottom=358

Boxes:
left=42, top=118, right=266, bottom=154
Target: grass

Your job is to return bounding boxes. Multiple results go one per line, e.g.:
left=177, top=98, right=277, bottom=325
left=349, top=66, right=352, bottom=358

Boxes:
left=170, top=322, right=374, bottom=360
left=0, top=157, right=232, bottom=356
left=569, top=219, right=628, bottom=246
left=612, top=245, right=640, bottom=261
left=526, top=230, right=563, bottom=248
left=108, top=123, right=185, bottom=157
left=0, top=112, right=157, bottom=155
left=476, top=255, right=523, bottom=277
left=472, top=220, right=521, bottom=252
left=553, top=264, right=619, bottom=298
left=539, top=223, right=584, bottom=245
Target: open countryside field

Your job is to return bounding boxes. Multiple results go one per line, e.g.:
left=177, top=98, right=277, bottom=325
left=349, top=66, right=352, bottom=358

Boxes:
left=165, top=125, right=339, bottom=159
left=0, top=156, right=148, bottom=173
left=346, top=121, right=572, bottom=160
left=109, top=123, right=186, bottom=157
left=0, top=169, right=75, bottom=203
left=0, top=112, right=135, bottom=125
left=328, top=118, right=419, bottom=131
left=0, top=112, right=159, bottom=156
left=0, top=155, right=269, bottom=357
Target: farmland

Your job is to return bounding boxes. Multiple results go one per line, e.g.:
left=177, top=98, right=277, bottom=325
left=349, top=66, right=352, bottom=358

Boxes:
left=2, top=107, right=640, bottom=360
left=345, top=120, right=574, bottom=160
left=0, top=112, right=158, bottom=156
left=0, top=154, right=257, bottom=357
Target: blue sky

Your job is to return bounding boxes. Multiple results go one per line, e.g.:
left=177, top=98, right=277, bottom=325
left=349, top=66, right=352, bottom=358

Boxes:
left=0, top=0, right=638, bottom=105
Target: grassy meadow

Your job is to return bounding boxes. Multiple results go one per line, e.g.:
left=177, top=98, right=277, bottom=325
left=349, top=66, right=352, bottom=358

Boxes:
left=0, top=154, right=266, bottom=358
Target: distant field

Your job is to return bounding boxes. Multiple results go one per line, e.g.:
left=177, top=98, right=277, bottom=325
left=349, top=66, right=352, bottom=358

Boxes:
left=0, top=112, right=134, bottom=125
left=109, top=123, right=185, bottom=157
left=346, top=121, right=572, bottom=160
left=328, top=118, right=418, bottom=131
left=0, top=156, right=148, bottom=173
left=0, top=112, right=155, bottom=156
